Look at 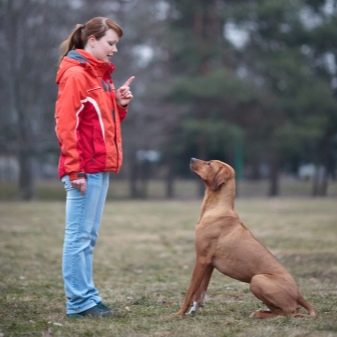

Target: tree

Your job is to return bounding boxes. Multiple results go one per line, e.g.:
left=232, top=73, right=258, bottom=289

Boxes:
left=0, top=0, right=94, bottom=199
left=223, top=0, right=337, bottom=196
left=166, top=0, right=248, bottom=195
left=1, top=0, right=58, bottom=199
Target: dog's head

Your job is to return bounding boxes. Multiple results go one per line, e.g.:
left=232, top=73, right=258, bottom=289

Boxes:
left=190, top=158, right=235, bottom=191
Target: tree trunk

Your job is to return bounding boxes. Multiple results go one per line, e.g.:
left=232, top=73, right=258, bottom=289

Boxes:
left=312, top=139, right=331, bottom=197
left=18, top=148, right=34, bottom=200
left=196, top=133, right=208, bottom=197
left=165, top=153, right=175, bottom=199
left=268, top=156, right=280, bottom=197
left=139, top=161, right=149, bottom=199
left=5, top=0, right=34, bottom=200
left=128, top=154, right=140, bottom=198
left=312, top=165, right=328, bottom=196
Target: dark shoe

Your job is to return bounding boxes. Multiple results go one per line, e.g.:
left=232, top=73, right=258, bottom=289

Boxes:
left=67, top=304, right=112, bottom=318
left=97, top=302, right=123, bottom=318
left=66, top=313, right=84, bottom=319
left=96, top=302, right=111, bottom=311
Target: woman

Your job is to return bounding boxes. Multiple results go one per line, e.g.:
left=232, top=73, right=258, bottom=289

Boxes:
left=55, top=17, right=134, bottom=318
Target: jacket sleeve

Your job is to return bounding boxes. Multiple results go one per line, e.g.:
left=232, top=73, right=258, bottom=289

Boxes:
left=55, top=68, right=86, bottom=180
left=117, top=104, right=127, bottom=121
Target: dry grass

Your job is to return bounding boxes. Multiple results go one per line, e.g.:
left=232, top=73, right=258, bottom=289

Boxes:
left=0, top=198, right=337, bottom=337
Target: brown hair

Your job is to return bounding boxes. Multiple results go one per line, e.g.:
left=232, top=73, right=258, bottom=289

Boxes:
left=59, top=17, right=123, bottom=60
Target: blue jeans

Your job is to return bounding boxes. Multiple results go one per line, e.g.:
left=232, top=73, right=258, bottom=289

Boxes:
left=61, top=173, right=109, bottom=314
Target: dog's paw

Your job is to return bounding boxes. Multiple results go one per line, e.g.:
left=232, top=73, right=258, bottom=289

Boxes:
left=249, top=311, right=258, bottom=318
left=186, top=301, right=199, bottom=316
left=186, top=309, right=197, bottom=316
left=172, top=310, right=184, bottom=317
left=167, top=312, right=180, bottom=319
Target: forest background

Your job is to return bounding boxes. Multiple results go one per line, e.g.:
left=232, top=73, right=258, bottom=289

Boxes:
left=1, top=0, right=337, bottom=200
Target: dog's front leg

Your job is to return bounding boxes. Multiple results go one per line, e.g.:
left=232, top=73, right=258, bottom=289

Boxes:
left=177, top=260, right=210, bottom=316
left=186, top=265, right=214, bottom=315
left=193, top=265, right=214, bottom=306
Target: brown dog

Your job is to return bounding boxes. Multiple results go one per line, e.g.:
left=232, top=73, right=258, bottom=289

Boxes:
left=177, top=158, right=316, bottom=318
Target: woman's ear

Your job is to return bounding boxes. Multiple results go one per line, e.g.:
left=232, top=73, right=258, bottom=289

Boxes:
left=87, top=35, right=96, bottom=49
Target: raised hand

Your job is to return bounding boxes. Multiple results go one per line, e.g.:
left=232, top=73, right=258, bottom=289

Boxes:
left=116, top=76, right=135, bottom=107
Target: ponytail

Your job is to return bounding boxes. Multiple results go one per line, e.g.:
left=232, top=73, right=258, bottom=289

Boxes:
left=59, top=24, right=85, bottom=62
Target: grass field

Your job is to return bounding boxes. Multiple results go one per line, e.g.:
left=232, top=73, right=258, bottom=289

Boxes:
left=0, top=198, right=337, bottom=337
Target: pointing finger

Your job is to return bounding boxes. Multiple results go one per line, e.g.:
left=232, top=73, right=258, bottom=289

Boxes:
left=122, top=76, right=135, bottom=87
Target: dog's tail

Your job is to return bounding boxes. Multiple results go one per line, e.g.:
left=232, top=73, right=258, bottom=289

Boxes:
left=298, top=295, right=316, bottom=317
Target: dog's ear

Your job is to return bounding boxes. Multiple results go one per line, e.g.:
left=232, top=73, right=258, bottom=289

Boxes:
left=210, top=167, right=229, bottom=191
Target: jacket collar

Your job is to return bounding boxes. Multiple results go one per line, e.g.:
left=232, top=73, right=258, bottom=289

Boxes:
left=66, top=49, right=115, bottom=77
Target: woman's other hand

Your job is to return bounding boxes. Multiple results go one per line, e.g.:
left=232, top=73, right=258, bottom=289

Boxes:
left=71, top=178, right=87, bottom=194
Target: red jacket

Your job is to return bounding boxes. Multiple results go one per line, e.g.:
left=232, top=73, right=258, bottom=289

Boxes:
left=55, top=49, right=127, bottom=180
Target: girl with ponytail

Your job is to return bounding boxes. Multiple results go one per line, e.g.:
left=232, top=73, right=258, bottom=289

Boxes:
left=55, top=16, right=135, bottom=318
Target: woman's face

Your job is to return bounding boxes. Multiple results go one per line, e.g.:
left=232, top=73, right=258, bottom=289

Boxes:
left=87, top=29, right=119, bottom=62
